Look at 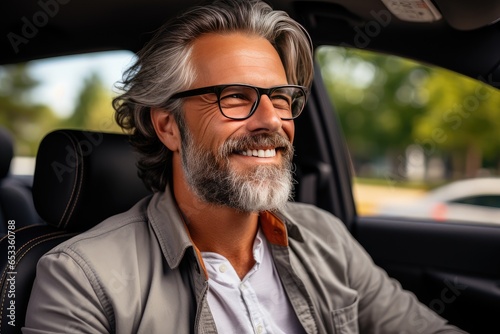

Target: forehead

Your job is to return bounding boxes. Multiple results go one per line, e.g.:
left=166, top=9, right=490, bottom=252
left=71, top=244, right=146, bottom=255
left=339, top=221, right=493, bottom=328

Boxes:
left=189, top=32, right=288, bottom=87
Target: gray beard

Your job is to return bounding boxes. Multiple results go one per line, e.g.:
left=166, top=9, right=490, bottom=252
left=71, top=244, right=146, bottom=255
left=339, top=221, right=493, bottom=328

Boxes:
left=180, top=130, right=295, bottom=213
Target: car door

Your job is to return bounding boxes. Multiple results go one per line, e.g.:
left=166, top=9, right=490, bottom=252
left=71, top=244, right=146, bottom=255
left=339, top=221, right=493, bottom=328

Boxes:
left=299, top=43, right=500, bottom=334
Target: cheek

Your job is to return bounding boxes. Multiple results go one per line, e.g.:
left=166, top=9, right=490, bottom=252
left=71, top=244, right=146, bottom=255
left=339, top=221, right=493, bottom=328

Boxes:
left=283, top=121, right=295, bottom=142
left=184, top=105, right=238, bottom=151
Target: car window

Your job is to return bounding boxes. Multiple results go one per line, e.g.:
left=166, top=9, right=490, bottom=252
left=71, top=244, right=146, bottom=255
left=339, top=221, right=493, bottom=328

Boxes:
left=316, top=46, right=500, bottom=225
left=0, top=50, right=136, bottom=175
left=450, top=195, right=500, bottom=208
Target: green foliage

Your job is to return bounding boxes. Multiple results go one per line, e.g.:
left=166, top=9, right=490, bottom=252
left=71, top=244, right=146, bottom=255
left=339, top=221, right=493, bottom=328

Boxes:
left=61, top=72, right=121, bottom=133
left=0, top=64, right=122, bottom=158
left=0, top=64, right=60, bottom=156
left=412, top=69, right=500, bottom=176
left=316, top=46, right=500, bottom=179
left=317, top=47, right=429, bottom=160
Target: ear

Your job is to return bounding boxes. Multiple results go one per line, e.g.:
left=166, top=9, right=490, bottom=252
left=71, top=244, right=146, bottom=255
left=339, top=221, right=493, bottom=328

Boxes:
left=151, top=108, right=181, bottom=152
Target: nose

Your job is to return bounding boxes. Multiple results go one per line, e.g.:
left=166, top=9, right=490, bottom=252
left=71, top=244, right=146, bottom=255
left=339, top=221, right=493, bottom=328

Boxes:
left=245, top=95, right=283, bottom=132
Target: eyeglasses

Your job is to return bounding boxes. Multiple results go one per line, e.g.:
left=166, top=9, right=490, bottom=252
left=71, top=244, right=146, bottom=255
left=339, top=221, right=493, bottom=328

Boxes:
left=169, top=84, right=308, bottom=120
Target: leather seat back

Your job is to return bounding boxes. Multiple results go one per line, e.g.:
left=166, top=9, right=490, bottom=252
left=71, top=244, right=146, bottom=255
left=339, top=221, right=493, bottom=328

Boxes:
left=0, top=129, right=151, bottom=333
left=0, top=127, right=42, bottom=237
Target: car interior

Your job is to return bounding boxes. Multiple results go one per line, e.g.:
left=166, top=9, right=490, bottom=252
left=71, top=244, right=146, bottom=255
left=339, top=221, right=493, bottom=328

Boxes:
left=1, top=0, right=500, bottom=333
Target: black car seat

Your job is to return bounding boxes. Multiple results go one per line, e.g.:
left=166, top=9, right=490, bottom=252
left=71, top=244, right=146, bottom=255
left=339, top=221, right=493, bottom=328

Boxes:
left=0, top=129, right=151, bottom=333
left=0, top=127, right=43, bottom=237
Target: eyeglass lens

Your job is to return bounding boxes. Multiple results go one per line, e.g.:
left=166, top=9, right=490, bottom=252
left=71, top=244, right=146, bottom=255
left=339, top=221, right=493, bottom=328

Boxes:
left=218, top=85, right=305, bottom=120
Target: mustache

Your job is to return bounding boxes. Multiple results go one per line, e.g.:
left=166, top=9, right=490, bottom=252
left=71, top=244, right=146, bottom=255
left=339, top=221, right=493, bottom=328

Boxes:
left=219, top=133, right=294, bottom=158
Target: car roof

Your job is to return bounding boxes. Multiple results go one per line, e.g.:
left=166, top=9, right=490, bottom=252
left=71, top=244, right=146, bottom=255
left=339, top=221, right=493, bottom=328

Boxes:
left=1, top=0, right=500, bottom=89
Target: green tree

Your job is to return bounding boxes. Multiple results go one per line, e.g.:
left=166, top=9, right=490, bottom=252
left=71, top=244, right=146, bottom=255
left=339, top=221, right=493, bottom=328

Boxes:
left=317, top=46, right=500, bottom=181
left=63, top=72, right=121, bottom=133
left=413, top=69, right=500, bottom=177
left=0, top=64, right=59, bottom=156
left=316, top=46, right=430, bottom=176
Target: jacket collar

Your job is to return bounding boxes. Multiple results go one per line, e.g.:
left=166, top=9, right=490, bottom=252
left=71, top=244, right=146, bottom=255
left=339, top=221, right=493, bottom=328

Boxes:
left=147, top=189, right=306, bottom=272
left=147, top=189, right=193, bottom=270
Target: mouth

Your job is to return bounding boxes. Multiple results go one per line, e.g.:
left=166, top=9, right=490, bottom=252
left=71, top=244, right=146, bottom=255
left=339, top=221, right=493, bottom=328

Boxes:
left=223, top=133, right=291, bottom=160
left=238, top=148, right=277, bottom=158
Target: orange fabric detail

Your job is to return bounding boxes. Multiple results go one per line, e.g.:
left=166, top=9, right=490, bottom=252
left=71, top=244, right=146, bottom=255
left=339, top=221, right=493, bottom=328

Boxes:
left=260, top=211, right=288, bottom=246
left=192, top=242, right=209, bottom=279
left=179, top=214, right=209, bottom=279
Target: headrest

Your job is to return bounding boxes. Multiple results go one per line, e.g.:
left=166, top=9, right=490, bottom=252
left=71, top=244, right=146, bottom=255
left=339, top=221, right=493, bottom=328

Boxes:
left=0, top=127, right=14, bottom=179
left=33, top=129, right=152, bottom=232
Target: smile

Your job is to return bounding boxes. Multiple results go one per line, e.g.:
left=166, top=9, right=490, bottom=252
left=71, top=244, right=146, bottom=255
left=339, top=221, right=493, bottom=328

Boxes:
left=239, top=149, right=277, bottom=157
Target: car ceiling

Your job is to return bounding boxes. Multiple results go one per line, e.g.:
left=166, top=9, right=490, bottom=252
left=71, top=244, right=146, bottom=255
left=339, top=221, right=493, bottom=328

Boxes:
left=1, top=0, right=500, bottom=88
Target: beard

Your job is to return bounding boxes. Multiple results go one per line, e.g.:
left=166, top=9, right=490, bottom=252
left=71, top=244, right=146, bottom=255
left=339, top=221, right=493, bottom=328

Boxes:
left=179, top=129, right=295, bottom=213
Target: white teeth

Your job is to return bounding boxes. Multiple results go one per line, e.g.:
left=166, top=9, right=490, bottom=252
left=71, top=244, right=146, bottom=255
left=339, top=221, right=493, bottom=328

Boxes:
left=265, top=149, right=275, bottom=157
left=240, top=149, right=276, bottom=157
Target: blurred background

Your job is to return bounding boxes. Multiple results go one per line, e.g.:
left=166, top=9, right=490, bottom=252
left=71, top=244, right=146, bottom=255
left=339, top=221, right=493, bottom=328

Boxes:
left=1, top=47, right=499, bottom=224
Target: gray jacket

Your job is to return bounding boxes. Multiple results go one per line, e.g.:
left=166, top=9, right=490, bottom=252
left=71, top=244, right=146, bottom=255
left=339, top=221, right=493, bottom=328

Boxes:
left=23, top=190, right=464, bottom=333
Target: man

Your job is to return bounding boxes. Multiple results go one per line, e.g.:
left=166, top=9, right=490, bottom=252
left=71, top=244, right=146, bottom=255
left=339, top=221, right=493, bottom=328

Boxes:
left=24, top=0, right=465, bottom=333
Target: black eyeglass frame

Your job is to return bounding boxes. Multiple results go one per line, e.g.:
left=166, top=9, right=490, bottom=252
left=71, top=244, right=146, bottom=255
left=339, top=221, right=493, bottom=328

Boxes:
left=169, top=84, right=308, bottom=120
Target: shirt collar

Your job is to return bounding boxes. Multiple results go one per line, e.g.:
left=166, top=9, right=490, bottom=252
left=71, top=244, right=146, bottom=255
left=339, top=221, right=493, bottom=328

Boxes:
left=201, top=228, right=265, bottom=286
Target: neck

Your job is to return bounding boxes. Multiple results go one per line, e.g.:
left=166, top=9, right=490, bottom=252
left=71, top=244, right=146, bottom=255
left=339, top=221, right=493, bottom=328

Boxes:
left=173, top=173, right=259, bottom=279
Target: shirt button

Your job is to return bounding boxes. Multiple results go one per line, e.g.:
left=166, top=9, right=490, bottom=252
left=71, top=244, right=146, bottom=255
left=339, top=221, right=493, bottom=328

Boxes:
left=219, top=264, right=227, bottom=273
left=256, top=325, right=263, bottom=334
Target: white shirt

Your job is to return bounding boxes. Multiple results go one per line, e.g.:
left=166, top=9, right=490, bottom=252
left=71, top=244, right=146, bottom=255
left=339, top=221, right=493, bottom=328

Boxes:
left=202, top=228, right=305, bottom=334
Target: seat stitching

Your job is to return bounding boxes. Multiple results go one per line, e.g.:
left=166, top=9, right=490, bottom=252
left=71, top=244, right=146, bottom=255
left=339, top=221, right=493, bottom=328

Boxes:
left=57, top=132, right=83, bottom=229
left=0, top=214, right=46, bottom=245
left=0, top=230, right=69, bottom=292
left=62, top=133, right=86, bottom=229
left=0, top=232, right=76, bottom=328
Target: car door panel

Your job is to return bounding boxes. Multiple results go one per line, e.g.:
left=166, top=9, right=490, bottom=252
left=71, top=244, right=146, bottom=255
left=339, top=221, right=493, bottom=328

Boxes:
left=354, top=216, right=500, bottom=333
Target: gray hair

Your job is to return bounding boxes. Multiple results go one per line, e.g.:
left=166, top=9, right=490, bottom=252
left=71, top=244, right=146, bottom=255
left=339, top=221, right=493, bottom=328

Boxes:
left=113, top=0, right=314, bottom=192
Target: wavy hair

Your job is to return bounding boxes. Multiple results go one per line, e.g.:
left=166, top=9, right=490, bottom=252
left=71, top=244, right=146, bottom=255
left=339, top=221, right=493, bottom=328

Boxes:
left=113, top=0, right=314, bottom=192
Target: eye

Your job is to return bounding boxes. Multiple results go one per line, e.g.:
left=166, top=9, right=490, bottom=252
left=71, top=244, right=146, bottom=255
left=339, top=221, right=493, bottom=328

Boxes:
left=219, top=87, right=256, bottom=108
left=270, top=94, right=292, bottom=111
left=220, top=93, right=251, bottom=101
